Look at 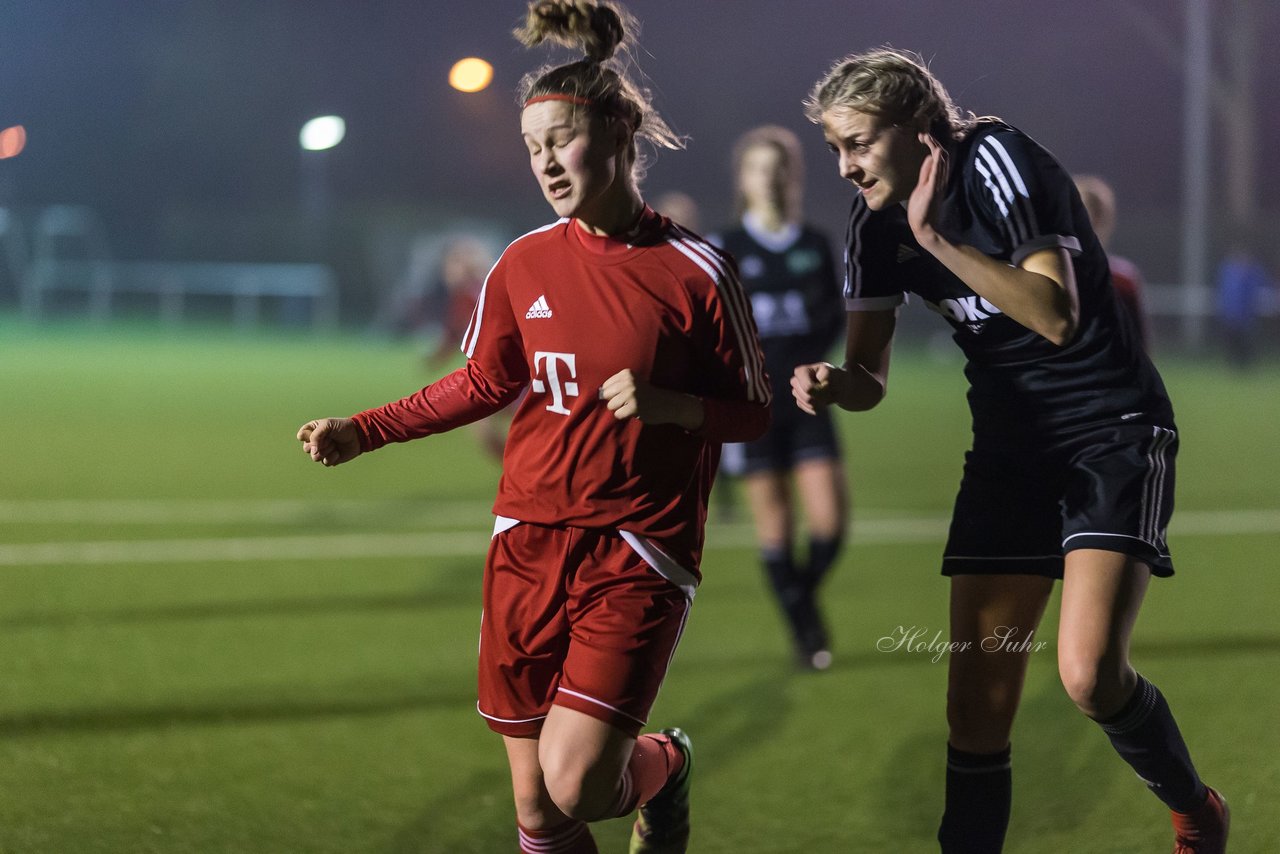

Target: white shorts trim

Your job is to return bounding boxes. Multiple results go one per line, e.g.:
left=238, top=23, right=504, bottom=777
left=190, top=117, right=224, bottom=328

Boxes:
left=944, top=554, right=1061, bottom=561
left=492, top=516, right=521, bottom=537
left=618, top=530, right=699, bottom=600
left=489, top=518, right=699, bottom=600
left=475, top=702, right=547, bottom=725
left=555, top=688, right=647, bottom=727
left=1061, top=531, right=1171, bottom=557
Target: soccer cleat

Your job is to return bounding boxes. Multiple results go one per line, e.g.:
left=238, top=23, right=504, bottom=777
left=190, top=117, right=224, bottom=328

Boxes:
left=1172, top=787, right=1229, bottom=853
left=792, top=594, right=832, bottom=672
left=629, top=728, right=693, bottom=854
left=801, top=647, right=833, bottom=671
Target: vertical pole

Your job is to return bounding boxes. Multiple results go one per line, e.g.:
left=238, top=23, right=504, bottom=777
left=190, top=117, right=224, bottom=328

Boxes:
left=1180, top=0, right=1211, bottom=348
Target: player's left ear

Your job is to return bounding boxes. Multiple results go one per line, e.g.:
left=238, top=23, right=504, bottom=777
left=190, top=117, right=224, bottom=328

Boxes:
left=608, top=117, right=632, bottom=154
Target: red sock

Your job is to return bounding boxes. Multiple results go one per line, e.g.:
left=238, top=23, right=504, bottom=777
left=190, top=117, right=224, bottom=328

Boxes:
left=605, top=732, right=685, bottom=817
left=517, top=819, right=598, bottom=854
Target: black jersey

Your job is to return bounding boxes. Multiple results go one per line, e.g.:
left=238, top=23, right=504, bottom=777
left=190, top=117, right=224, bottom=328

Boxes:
left=716, top=216, right=844, bottom=398
left=844, top=121, right=1173, bottom=436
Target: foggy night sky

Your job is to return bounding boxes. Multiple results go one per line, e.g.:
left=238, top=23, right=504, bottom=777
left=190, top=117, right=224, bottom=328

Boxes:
left=3, top=0, right=1277, bottom=266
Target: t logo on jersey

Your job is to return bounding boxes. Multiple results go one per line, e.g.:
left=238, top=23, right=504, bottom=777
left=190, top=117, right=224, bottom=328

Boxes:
left=924, top=295, right=1004, bottom=333
left=531, top=351, right=579, bottom=415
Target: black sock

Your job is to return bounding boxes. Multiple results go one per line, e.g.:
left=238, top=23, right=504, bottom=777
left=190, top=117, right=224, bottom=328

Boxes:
left=1094, top=674, right=1206, bottom=813
left=938, top=743, right=1012, bottom=854
left=802, top=533, right=843, bottom=592
left=762, top=547, right=826, bottom=652
left=762, top=546, right=803, bottom=613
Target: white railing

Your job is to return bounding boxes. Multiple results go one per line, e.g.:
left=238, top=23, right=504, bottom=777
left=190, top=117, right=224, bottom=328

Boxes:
left=20, top=259, right=339, bottom=330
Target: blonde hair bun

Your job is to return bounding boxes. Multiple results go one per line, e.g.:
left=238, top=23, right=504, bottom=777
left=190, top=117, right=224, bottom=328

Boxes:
left=515, top=0, right=625, bottom=63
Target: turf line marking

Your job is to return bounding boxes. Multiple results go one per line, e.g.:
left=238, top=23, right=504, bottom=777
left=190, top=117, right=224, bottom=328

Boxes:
left=0, top=510, right=1276, bottom=567
left=0, top=499, right=496, bottom=526
left=0, top=533, right=489, bottom=566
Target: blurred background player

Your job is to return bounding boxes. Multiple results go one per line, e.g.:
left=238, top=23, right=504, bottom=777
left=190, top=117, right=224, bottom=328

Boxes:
left=654, top=188, right=740, bottom=529
left=714, top=126, right=847, bottom=670
left=794, top=49, right=1227, bottom=852
left=652, top=190, right=701, bottom=233
left=426, top=236, right=491, bottom=364
left=1214, top=237, right=1274, bottom=370
left=297, top=2, right=769, bottom=853
left=1074, top=174, right=1150, bottom=349
left=425, top=236, right=513, bottom=459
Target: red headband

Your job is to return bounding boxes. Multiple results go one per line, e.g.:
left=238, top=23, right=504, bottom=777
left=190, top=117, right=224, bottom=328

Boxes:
left=523, top=92, right=634, bottom=129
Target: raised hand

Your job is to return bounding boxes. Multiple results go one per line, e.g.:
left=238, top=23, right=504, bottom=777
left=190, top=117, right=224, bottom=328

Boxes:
left=906, top=132, right=948, bottom=244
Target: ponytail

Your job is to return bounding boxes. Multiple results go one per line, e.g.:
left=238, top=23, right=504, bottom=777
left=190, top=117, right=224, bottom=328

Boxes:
left=515, top=0, right=684, bottom=181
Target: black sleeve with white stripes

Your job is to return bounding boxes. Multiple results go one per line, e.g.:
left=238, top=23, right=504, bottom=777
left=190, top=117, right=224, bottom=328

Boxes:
left=967, top=126, right=1084, bottom=267
left=843, top=196, right=909, bottom=311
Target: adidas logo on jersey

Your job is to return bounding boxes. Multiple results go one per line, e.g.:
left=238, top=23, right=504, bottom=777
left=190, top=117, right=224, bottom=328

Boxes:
left=896, top=244, right=919, bottom=263
left=525, top=295, right=553, bottom=319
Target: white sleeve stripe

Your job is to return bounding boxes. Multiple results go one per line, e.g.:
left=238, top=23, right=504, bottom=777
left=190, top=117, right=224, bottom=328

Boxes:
left=461, top=258, right=497, bottom=358
left=462, top=219, right=567, bottom=359
left=979, top=137, right=1042, bottom=246
left=846, top=202, right=871, bottom=300
left=976, top=144, right=1030, bottom=246
left=667, top=231, right=769, bottom=403
left=673, top=231, right=756, bottom=360
left=973, top=160, right=1009, bottom=215
left=973, top=160, right=1020, bottom=248
left=985, top=136, right=1042, bottom=242
left=668, top=232, right=768, bottom=403
left=668, top=227, right=758, bottom=379
left=676, top=231, right=771, bottom=404
left=985, top=136, right=1032, bottom=196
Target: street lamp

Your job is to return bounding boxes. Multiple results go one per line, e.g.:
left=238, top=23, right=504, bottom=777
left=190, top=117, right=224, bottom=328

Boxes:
left=449, top=58, right=493, bottom=93
left=299, top=115, right=345, bottom=221
left=300, top=115, right=345, bottom=152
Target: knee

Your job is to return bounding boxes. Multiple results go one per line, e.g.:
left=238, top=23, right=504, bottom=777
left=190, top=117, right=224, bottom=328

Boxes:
left=540, top=755, right=618, bottom=822
left=946, top=679, right=1018, bottom=753
left=1058, top=654, right=1132, bottom=719
left=511, top=788, right=559, bottom=831
left=1059, top=659, right=1103, bottom=716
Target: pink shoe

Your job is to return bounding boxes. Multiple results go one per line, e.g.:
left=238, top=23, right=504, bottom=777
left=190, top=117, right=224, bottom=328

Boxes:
left=1172, top=787, right=1229, bottom=854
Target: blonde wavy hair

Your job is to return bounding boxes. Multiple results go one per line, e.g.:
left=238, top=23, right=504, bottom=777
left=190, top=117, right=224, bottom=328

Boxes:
left=803, top=48, right=978, bottom=140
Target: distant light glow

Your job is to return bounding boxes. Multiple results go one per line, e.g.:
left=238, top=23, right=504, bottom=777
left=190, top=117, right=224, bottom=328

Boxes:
left=299, top=116, right=345, bottom=151
left=0, top=125, right=27, bottom=159
left=449, top=57, right=493, bottom=93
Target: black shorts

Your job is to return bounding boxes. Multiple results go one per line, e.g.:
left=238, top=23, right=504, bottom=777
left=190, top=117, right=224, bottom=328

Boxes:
left=721, top=403, right=841, bottom=476
left=942, top=421, right=1178, bottom=578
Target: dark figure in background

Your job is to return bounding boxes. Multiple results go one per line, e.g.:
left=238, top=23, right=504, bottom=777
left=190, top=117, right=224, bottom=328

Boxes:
left=1215, top=240, right=1274, bottom=369
left=427, top=237, right=491, bottom=364
left=1075, top=174, right=1150, bottom=349
left=426, top=237, right=512, bottom=459
left=715, top=125, right=848, bottom=670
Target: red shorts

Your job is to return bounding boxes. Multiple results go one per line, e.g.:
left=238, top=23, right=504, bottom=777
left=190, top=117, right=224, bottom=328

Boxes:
left=477, top=522, right=693, bottom=738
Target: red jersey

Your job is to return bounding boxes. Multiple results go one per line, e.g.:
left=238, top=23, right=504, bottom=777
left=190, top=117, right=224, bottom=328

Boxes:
left=1109, top=255, right=1148, bottom=349
left=353, top=208, right=770, bottom=575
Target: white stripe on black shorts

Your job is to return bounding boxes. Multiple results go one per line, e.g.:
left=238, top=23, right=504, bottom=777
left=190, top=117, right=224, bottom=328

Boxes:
left=942, top=422, right=1178, bottom=578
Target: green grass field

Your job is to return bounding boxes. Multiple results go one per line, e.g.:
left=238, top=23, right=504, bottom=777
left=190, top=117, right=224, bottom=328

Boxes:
left=1, top=317, right=1277, bottom=853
